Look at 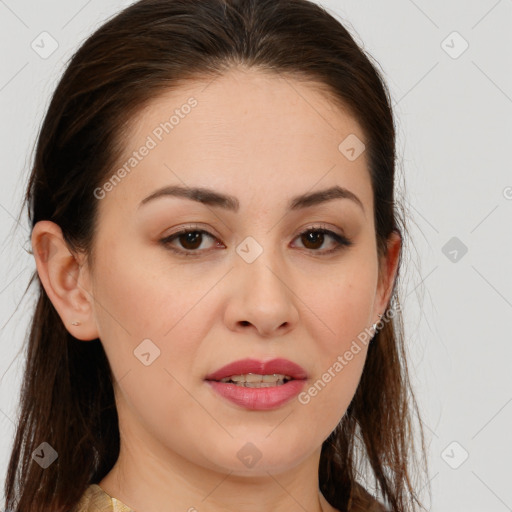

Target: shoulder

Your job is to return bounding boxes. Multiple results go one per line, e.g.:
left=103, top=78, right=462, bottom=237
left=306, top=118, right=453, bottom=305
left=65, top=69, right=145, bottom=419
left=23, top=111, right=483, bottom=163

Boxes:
left=71, top=484, right=135, bottom=512
left=364, top=501, right=390, bottom=512
left=348, top=481, right=391, bottom=512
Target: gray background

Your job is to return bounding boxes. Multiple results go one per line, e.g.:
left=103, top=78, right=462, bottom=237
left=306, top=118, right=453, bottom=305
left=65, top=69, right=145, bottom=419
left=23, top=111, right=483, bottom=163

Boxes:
left=1, top=0, right=511, bottom=510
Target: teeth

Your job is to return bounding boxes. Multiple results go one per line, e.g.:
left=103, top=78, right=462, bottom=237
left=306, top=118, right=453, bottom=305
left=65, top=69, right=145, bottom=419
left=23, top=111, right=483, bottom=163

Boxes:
left=219, top=373, right=292, bottom=386
left=262, top=374, right=285, bottom=382
left=244, top=381, right=284, bottom=388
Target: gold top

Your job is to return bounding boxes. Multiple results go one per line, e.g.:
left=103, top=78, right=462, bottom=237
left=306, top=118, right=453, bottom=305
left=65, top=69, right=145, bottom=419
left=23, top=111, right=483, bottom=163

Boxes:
left=72, top=484, right=135, bottom=512
left=73, top=482, right=388, bottom=512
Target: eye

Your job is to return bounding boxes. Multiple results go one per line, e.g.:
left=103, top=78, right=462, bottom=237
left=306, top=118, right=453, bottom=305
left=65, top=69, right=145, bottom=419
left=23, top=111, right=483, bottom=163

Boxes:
left=159, top=224, right=352, bottom=257
left=292, top=225, right=353, bottom=254
left=160, top=224, right=223, bottom=257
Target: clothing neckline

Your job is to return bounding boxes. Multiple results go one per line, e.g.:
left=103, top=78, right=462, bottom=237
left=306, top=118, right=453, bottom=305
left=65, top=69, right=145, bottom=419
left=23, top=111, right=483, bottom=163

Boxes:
left=87, top=483, right=135, bottom=511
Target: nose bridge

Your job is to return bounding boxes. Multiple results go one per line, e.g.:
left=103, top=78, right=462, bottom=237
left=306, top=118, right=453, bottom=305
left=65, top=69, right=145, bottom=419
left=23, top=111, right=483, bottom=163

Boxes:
left=238, top=234, right=287, bottom=299
left=227, top=232, right=299, bottom=335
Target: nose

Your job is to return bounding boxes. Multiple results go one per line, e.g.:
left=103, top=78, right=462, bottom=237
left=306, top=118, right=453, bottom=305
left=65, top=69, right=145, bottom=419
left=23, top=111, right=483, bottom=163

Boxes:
left=223, top=246, right=300, bottom=338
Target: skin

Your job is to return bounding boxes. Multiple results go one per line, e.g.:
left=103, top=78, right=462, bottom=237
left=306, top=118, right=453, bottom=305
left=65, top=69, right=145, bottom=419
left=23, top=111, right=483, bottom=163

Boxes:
left=31, top=67, right=400, bottom=512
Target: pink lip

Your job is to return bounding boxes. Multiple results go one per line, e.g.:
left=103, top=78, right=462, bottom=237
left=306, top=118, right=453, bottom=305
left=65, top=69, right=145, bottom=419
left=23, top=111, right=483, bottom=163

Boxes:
left=204, top=358, right=308, bottom=411
left=206, top=380, right=307, bottom=410
left=204, top=357, right=308, bottom=381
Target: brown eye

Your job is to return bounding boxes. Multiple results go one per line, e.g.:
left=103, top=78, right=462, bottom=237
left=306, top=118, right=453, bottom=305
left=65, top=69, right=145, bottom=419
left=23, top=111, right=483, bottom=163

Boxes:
left=294, top=228, right=352, bottom=254
left=160, top=228, right=222, bottom=256
left=176, top=231, right=203, bottom=250
left=300, top=230, right=325, bottom=250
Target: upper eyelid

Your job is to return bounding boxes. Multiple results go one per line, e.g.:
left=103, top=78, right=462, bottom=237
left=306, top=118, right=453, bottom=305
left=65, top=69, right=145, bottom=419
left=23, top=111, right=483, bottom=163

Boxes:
left=163, top=223, right=345, bottom=241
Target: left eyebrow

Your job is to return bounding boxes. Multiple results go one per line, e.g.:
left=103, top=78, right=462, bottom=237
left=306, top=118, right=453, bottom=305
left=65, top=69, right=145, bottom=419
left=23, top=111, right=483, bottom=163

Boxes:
left=138, top=184, right=365, bottom=214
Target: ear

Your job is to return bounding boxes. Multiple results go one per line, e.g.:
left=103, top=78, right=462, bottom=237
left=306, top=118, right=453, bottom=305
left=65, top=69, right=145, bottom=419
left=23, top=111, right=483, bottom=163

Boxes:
left=31, top=220, right=99, bottom=341
left=374, top=230, right=402, bottom=319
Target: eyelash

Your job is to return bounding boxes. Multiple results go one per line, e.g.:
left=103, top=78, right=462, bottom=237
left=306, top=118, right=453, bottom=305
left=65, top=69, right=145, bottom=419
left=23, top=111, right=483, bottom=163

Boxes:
left=159, top=223, right=353, bottom=257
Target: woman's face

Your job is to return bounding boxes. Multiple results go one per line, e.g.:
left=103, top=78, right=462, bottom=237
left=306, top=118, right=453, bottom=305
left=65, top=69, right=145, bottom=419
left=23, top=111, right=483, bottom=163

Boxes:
left=75, top=68, right=399, bottom=476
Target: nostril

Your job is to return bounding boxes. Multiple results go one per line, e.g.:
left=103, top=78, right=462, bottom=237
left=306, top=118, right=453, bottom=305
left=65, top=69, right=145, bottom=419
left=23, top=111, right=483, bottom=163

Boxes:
left=240, top=321, right=250, bottom=326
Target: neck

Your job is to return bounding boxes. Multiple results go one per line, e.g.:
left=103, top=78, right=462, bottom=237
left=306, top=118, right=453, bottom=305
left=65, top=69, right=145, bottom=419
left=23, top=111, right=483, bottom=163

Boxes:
left=99, top=438, right=337, bottom=512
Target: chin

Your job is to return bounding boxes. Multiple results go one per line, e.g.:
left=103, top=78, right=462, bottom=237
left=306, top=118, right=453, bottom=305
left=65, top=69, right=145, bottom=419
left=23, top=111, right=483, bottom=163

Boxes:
left=199, top=439, right=314, bottom=477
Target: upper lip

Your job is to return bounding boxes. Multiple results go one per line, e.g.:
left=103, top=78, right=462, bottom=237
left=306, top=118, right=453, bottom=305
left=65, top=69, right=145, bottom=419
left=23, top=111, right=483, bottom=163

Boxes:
left=204, top=358, right=308, bottom=381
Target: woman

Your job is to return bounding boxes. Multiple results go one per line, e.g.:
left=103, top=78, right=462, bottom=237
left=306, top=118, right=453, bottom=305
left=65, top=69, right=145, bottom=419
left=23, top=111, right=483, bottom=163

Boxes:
left=4, top=0, right=429, bottom=511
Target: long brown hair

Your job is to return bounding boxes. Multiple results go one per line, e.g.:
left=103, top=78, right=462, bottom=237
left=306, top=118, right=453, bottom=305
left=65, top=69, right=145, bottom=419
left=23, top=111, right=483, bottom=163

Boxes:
left=5, top=1, right=429, bottom=510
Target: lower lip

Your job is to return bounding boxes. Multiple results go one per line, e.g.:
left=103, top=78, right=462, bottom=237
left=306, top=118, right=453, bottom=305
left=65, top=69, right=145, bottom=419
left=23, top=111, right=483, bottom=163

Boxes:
left=206, top=380, right=306, bottom=410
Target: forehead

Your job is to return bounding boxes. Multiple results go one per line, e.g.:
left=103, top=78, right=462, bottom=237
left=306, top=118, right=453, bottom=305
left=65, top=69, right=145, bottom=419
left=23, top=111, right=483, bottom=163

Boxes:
left=99, top=67, right=372, bottom=217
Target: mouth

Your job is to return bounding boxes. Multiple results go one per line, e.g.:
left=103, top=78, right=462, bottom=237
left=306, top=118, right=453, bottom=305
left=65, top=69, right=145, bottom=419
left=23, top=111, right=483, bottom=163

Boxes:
left=203, top=358, right=308, bottom=410
left=204, top=357, right=308, bottom=383
left=216, top=373, right=294, bottom=387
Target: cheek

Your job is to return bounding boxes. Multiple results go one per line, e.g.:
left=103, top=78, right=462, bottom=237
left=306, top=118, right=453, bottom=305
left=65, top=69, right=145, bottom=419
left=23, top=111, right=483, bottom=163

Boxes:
left=90, top=247, right=216, bottom=394
left=92, top=256, right=203, bottom=435
left=297, top=258, right=376, bottom=419
left=303, top=261, right=377, bottom=348
left=92, top=243, right=204, bottom=338
left=300, top=326, right=369, bottom=438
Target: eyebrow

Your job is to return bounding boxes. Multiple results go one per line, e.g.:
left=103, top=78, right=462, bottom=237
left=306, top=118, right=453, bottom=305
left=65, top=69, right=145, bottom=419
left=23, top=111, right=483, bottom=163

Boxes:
left=138, top=184, right=364, bottom=213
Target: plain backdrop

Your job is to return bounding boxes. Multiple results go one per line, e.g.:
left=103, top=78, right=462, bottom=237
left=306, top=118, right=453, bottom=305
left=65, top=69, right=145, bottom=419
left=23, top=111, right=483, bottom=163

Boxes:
left=0, top=1, right=511, bottom=511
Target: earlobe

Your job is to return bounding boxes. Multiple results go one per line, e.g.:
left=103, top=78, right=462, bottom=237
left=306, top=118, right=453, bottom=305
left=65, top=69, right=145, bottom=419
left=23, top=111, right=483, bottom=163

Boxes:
left=31, top=220, right=99, bottom=341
